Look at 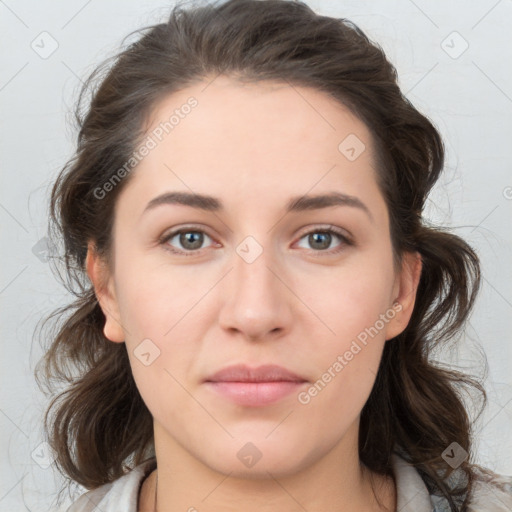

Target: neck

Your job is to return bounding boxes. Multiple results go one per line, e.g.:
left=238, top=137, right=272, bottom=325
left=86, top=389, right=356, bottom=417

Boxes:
left=143, top=421, right=396, bottom=512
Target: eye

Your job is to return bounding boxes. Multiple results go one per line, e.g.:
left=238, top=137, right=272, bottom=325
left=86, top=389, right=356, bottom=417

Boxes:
left=159, top=226, right=216, bottom=256
left=295, top=226, right=352, bottom=255
left=159, top=225, right=352, bottom=257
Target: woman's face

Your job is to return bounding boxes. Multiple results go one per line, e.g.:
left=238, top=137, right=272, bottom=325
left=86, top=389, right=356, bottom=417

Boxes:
left=88, top=75, right=420, bottom=477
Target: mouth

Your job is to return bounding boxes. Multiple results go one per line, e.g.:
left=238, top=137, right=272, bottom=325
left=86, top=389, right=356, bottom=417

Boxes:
left=203, top=364, right=308, bottom=407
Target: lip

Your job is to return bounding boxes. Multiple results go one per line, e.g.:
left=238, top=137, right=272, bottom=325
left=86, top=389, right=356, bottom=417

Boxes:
left=205, top=364, right=307, bottom=383
left=204, top=364, right=308, bottom=407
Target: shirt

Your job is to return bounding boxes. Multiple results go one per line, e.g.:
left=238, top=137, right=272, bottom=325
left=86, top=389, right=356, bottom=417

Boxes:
left=67, top=454, right=512, bottom=512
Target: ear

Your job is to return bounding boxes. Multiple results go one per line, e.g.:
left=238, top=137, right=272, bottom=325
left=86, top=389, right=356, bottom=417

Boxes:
left=85, top=241, right=125, bottom=343
left=385, top=251, right=422, bottom=340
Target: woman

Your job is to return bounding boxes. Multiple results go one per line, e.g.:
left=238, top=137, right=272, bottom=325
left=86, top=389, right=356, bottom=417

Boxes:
left=36, top=1, right=512, bottom=511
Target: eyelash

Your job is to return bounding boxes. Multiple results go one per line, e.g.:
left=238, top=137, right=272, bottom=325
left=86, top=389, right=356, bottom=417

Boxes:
left=158, top=225, right=353, bottom=257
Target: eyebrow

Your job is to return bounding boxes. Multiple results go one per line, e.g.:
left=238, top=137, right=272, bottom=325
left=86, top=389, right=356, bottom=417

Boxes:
left=141, top=191, right=373, bottom=221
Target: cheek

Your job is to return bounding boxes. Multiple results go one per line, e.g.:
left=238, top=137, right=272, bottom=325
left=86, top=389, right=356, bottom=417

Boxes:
left=299, top=251, right=395, bottom=401
left=111, top=252, right=203, bottom=405
left=113, top=246, right=198, bottom=340
left=304, top=249, right=395, bottom=343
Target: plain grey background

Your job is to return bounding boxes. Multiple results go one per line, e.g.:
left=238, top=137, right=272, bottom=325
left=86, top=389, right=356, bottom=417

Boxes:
left=1, top=0, right=511, bottom=510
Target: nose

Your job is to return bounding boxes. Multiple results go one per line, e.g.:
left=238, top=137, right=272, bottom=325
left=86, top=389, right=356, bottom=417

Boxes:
left=217, top=236, right=293, bottom=342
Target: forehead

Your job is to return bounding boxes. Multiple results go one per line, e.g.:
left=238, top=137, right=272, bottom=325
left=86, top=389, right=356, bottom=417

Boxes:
left=119, top=75, right=384, bottom=219
left=144, top=74, right=375, bottom=164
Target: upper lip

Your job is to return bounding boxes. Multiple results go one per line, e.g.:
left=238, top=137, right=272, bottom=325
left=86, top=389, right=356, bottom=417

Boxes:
left=204, top=364, right=307, bottom=383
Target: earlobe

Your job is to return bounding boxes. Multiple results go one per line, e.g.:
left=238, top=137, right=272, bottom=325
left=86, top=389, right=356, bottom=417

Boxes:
left=85, top=241, right=125, bottom=343
left=385, top=251, right=422, bottom=340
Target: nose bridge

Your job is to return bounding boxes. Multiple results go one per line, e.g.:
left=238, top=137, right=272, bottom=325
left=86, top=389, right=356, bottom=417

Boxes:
left=218, top=232, right=291, bottom=338
left=232, top=232, right=282, bottom=299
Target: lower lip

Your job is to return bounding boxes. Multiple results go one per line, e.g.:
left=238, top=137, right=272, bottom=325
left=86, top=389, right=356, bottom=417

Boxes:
left=205, top=381, right=307, bottom=407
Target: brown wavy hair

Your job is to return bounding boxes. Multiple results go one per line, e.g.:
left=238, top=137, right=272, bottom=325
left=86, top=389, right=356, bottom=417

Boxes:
left=35, top=1, right=487, bottom=510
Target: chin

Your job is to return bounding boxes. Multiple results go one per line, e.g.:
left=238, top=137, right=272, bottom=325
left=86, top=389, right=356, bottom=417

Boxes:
left=192, top=434, right=324, bottom=479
